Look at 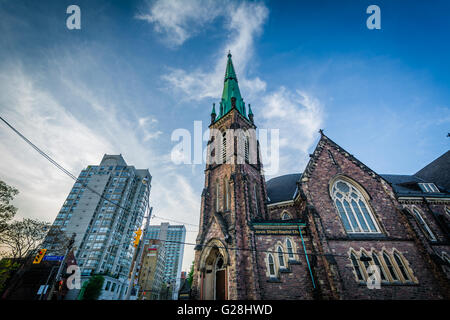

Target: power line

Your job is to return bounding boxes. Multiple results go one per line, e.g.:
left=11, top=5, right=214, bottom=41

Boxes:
left=152, top=215, right=199, bottom=228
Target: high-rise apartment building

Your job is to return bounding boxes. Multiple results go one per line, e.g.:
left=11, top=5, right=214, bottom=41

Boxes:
left=45, top=154, right=151, bottom=300
left=145, top=223, right=186, bottom=300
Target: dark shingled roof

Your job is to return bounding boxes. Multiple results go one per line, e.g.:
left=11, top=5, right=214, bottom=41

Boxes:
left=381, top=174, right=450, bottom=198
left=414, top=150, right=450, bottom=191
left=266, top=173, right=302, bottom=204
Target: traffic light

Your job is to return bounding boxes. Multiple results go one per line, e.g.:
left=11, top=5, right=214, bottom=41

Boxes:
left=133, top=229, right=142, bottom=248
left=33, top=249, right=47, bottom=264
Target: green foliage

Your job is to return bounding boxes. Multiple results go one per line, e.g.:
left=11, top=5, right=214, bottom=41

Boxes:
left=0, top=258, right=20, bottom=293
left=82, top=275, right=105, bottom=300
left=187, top=261, right=194, bottom=286
left=0, top=180, right=18, bottom=235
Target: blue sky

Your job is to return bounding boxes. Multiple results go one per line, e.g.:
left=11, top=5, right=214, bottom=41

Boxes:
left=0, top=0, right=449, bottom=271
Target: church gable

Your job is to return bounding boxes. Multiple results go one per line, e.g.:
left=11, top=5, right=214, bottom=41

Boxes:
left=200, top=212, right=230, bottom=246
left=301, top=133, right=406, bottom=239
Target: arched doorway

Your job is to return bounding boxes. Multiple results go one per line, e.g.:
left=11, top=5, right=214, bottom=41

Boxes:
left=214, top=255, right=226, bottom=300
left=199, top=240, right=229, bottom=300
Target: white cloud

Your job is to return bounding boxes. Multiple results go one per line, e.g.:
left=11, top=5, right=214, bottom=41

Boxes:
left=136, top=0, right=224, bottom=47
left=138, top=116, right=158, bottom=127
left=0, top=65, right=113, bottom=222
left=0, top=59, right=200, bottom=271
left=140, top=0, right=268, bottom=101
left=260, top=87, right=324, bottom=175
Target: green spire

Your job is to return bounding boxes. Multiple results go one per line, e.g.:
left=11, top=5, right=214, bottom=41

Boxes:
left=216, top=52, right=247, bottom=120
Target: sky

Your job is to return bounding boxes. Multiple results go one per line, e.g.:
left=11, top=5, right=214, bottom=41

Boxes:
left=0, top=0, right=449, bottom=272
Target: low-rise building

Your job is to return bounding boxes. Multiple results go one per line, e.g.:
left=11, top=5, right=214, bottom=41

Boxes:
left=137, top=239, right=166, bottom=300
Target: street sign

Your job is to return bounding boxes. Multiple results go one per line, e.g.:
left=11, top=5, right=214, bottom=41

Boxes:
left=43, top=255, right=64, bottom=261
left=37, top=285, right=49, bottom=295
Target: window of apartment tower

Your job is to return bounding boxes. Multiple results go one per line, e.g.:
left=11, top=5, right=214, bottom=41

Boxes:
left=331, top=179, right=380, bottom=234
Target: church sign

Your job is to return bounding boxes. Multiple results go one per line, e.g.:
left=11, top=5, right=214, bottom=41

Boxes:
left=253, top=228, right=301, bottom=236
left=251, top=223, right=306, bottom=236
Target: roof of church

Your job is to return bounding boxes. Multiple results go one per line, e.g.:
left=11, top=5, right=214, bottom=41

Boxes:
left=414, top=150, right=450, bottom=191
left=381, top=150, right=450, bottom=198
left=213, top=52, right=248, bottom=122
left=265, top=134, right=449, bottom=203
left=266, top=173, right=302, bottom=204
left=381, top=173, right=450, bottom=198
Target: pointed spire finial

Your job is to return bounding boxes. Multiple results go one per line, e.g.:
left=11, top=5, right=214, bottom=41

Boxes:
left=248, top=104, right=254, bottom=123
left=228, top=50, right=231, bottom=58
left=211, top=103, right=216, bottom=124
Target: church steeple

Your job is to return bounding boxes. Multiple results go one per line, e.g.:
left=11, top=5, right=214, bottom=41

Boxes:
left=216, top=52, right=247, bottom=121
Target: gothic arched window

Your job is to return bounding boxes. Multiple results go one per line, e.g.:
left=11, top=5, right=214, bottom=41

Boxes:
left=382, top=251, right=399, bottom=281
left=331, top=179, right=379, bottom=233
left=222, top=132, right=227, bottom=164
left=441, top=252, right=450, bottom=278
left=267, top=254, right=276, bottom=277
left=371, top=252, right=388, bottom=281
left=360, top=251, right=371, bottom=276
left=215, top=180, right=220, bottom=212
left=277, top=246, right=285, bottom=268
left=224, top=179, right=230, bottom=211
left=393, top=251, right=411, bottom=281
left=350, top=251, right=364, bottom=281
left=244, top=135, right=249, bottom=163
left=445, top=206, right=450, bottom=219
left=253, top=184, right=260, bottom=216
left=281, top=211, right=292, bottom=220
left=286, top=239, right=294, bottom=260
left=412, top=207, right=436, bottom=241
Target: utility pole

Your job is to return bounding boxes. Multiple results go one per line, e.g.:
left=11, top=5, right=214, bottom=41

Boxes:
left=125, top=207, right=152, bottom=300
left=38, top=265, right=57, bottom=300
left=46, top=233, right=76, bottom=300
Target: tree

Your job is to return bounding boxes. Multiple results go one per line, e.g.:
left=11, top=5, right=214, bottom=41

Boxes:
left=187, top=261, right=194, bottom=286
left=0, top=180, right=18, bottom=235
left=0, top=218, right=50, bottom=260
left=0, top=258, right=21, bottom=293
left=82, top=275, right=105, bottom=300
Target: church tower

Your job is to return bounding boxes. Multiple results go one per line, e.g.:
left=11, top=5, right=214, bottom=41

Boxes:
left=192, top=53, right=267, bottom=300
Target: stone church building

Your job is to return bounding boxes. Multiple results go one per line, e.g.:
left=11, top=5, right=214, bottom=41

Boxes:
left=192, top=53, right=450, bottom=300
